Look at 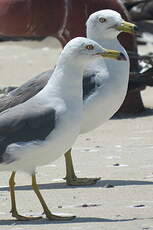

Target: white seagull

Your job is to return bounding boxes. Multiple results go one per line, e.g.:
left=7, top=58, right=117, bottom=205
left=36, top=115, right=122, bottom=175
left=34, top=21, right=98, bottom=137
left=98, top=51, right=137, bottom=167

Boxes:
left=0, top=10, right=135, bottom=186
left=64, top=9, right=136, bottom=185
left=0, top=37, right=123, bottom=220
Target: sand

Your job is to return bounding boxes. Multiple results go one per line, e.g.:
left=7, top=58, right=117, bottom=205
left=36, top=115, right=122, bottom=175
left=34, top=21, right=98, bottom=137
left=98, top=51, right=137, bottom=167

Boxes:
left=0, top=37, right=153, bottom=230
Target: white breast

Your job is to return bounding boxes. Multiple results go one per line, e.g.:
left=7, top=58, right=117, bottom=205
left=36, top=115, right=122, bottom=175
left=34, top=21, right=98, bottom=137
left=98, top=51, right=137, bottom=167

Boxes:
left=80, top=43, right=129, bottom=134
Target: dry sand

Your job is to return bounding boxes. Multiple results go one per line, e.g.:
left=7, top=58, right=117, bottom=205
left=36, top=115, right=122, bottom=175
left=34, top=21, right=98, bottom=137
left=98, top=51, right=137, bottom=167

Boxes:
left=0, top=37, right=153, bottom=230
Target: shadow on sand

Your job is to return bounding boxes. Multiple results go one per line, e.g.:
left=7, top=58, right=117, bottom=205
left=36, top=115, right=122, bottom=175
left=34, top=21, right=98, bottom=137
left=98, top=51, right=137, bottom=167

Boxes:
left=112, top=107, right=153, bottom=120
left=0, top=179, right=153, bottom=191
left=0, top=216, right=136, bottom=225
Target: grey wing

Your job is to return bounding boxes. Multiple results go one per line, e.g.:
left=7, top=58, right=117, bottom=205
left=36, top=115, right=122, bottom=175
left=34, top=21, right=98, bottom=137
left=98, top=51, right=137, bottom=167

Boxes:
left=83, top=73, right=101, bottom=100
left=0, top=69, right=53, bottom=113
left=0, top=103, right=56, bottom=156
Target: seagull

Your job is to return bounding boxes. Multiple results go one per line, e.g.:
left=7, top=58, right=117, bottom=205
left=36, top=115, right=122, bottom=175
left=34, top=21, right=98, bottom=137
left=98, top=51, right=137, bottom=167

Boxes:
left=64, top=10, right=136, bottom=185
left=0, top=10, right=135, bottom=186
left=0, top=37, right=123, bottom=220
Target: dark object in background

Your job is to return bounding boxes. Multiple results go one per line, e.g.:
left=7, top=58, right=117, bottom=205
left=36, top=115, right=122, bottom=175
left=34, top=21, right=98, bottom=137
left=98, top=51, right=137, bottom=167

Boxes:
left=125, top=0, right=153, bottom=40
left=123, top=0, right=153, bottom=95
left=0, top=0, right=144, bottom=114
left=123, top=0, right=153, bottom=34
left=124, top=0, right=153, bottom=21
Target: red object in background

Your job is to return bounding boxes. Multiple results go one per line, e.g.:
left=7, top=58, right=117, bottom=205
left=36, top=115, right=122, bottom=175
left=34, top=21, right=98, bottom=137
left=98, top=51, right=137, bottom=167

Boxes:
left=0, top=0, right=144, bottom=114
left=0, top=0, right=66, bottom=40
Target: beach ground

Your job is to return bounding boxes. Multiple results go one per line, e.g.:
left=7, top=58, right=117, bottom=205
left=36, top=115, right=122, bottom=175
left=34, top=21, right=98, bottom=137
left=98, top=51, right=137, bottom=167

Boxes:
left=0, top=37, right=153, bottom=230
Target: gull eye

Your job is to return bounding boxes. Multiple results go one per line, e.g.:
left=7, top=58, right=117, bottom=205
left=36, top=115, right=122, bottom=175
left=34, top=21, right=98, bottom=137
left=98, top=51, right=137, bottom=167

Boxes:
left=85, top=44, right=94, bottom=50
left=99, top=17, right=106, bottom=23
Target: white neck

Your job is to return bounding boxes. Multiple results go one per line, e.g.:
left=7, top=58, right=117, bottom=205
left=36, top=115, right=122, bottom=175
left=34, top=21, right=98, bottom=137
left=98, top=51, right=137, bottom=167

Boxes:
left=81, top=34, right=130, bottom=133
left=86, top=32, right=129, bottom=82
left=43, top=58, right=85, bottom=102
left=88, top=31, right=126, bottom=54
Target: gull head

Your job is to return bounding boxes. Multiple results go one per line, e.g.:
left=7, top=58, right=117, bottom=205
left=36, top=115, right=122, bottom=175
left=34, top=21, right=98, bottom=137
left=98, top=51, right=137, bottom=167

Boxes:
left=86, top=9, right=137, bottom=40
left=60, top=37, right=126, bottom=67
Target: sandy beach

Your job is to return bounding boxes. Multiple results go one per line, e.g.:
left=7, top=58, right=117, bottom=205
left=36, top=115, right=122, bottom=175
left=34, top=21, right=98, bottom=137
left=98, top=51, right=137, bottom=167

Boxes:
left=0, top=37, right=153, bottom=229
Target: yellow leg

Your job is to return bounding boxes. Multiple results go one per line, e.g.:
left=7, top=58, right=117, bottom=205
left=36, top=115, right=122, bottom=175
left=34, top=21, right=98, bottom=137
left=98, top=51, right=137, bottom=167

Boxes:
left=9, top=171, right=41, bottom=221
left=32, top=173, right=75, bottom=220
left=64, top=149, right=101, bottom=186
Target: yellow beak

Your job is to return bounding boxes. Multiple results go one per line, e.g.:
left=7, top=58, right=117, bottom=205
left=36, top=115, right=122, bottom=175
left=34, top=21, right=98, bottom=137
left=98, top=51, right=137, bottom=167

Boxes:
left=98, top=49, right=126, bottom=61
left=116, top=21, right=137, bottom=34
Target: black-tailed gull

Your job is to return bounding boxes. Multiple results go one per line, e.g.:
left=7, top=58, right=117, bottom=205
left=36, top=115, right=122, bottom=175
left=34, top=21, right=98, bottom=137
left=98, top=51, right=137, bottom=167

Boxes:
left=64, top=10, right=136, bottom=185
left=0, top=37, right=122, bottom=220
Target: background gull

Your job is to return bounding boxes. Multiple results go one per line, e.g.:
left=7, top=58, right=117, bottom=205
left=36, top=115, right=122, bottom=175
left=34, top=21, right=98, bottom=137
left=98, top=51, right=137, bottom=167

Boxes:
left=0, top=37, right=121, bottom=220
left=65, top=10, right=136, bottom=185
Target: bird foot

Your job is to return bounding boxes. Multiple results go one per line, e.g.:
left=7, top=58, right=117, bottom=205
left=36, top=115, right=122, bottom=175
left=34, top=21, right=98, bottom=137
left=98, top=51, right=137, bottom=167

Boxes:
left=11, top=211, right=42, bottom=221
left=65, top=176, right=101, bottom=186
left=45, top=212, right=76, bottom=221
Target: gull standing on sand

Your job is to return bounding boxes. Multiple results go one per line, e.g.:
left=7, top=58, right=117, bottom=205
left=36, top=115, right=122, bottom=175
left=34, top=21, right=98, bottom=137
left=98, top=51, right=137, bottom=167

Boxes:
left=0, top=10, right=136, bottom=186
left=64, top=10, right=137, bottom=185
left=0, top=37, right=123, bottom=220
